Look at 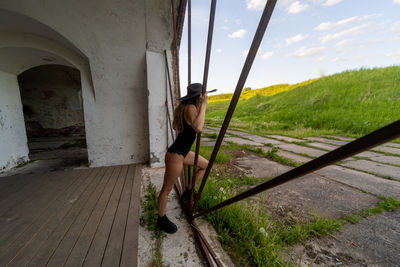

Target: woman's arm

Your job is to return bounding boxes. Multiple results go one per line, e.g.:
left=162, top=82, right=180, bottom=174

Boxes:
left=184, top=93, right=208, bottom=133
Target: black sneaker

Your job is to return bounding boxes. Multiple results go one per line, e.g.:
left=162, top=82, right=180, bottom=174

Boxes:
left=157, top=215, right=177, bottom=234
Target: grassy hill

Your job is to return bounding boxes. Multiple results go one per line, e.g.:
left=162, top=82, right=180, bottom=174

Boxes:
left=208, top=79, right=318, bottom=102
left=206, top=66, right=400, bottom=137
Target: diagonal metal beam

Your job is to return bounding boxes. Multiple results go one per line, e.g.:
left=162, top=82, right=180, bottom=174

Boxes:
left=194, top=119, right=400, bottom=218
left=192, top=0, right=278, bottom=213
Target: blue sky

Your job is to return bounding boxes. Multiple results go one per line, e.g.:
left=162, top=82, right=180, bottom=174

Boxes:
left=178, top=0, right=400, bottom=94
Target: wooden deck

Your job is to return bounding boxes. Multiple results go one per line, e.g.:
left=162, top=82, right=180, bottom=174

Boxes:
left=0, top=164, right=141, bottom=267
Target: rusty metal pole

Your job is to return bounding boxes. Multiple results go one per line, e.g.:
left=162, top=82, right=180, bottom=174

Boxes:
left=190, top=0, right=217, bottom=216
left=192, top=0, right=278, bottom=213
left=194, top=119, right=400, bottom=218
left=188, top=0, right=192, bottom=85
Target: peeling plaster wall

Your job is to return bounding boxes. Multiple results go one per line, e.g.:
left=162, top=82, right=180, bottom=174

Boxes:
left=0, top=70, right=29, bottom=172
left=146, top=51, right=174, bottom=168
left=0, top=0, right=179, bottom=167
left=19, top=65, right=84, bottom=132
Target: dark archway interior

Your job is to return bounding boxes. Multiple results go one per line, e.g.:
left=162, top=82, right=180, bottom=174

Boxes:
left=18, top=64, right=88, bottom=169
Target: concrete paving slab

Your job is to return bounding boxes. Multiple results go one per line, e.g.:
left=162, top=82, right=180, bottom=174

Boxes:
left=316, top=165, right=400, bottom=199
left=224, top=136, right=263, bottom=146
left=226, top=129, right=250, bottom=136
left=289, top=210, right=400, bottom=266
left=323, top=135, right=355, bottom=142
left=341, top=159, right=400, bottom=180
left=306, top=137, right=347, bottom=146
left=276, top=150, right=312, bottom=164
left=197, top=218, right=235, bottom=267
left=235, top=154, right=292, bottom=178
left=243, top=134, right=284, bottom=146
left=267, top=135, right=304, bottom=143
left=367, top=153, right=400, bottom=166
left=308, top=142, right=336, bottom=151
left=264, top=173, right=379, bottom=219
left=387, top=142, right=400, bottom=149
left=279, top=143, right=326, bottom=157
left=374, top=145, right=400, bottom=156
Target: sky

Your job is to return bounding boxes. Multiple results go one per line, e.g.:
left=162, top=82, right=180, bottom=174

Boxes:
left=178, top=0, right=400, bottom=95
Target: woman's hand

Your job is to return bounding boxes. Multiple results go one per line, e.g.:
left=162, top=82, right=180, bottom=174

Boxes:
left=200, top=92, right=208, bottom=105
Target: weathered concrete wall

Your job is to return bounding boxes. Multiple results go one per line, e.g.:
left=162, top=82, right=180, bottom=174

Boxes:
left=0, top=0, right=179, bottom=167
left=0, top=70, right=29, bottom=172
left=18, top=65, right=84, bottom=133
left=146, top=51, right=175, bottom=167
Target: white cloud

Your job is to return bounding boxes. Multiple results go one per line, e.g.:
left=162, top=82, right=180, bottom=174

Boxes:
left=323, top=0, right=343, bottom=6
left=386, top=50, right=400, bottom=58
left=287, top=1, right=309, bottom=14
left=394, top=0, right=400, bottom=4
left=316, top=55, right=327, bottom=62
left=320, top=24, right=367, bottom=43
left=228, top=29, right=247, bottom=38
left=246, top=0, right=267, bottom=10
left=286, top=34, right=305, bottom=45
left=331, top=57, right=339, bottom=62
left=315, top=14, right=377, bottom=31
left=217, top=49, right=223, bottom=53
left=261, top=51, right=274, bottom=59
left=288, top=46, right=325, bottom=57
left=335, top=38, right=354, bottom=49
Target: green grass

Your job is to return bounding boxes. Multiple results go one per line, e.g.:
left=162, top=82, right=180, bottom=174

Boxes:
left=142, top=183, right=164, bottom=266
left=343, top=196, right=400, bottom=224
left=191, top=142, right=258, bottom=164
left=203, top=132, right=218, bottom=139
left=264, top=147, right=301, bottom=167
left=206, top=66, right=400, bottom=140
left=196, top=172, right=341, bottom=266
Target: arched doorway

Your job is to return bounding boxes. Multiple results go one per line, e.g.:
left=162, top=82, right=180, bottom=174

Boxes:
left=0, top=9, right=94, bottom=173
left=18, top=64, right=88, bottom=169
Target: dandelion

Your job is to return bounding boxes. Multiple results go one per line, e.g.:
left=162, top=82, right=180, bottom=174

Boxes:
left=213, top=196, right=217, bottom=200
left=223, top=196, right=226, bottom=200
left=259, top=227, right=265, bottom=233
left=219, top=187, right=224, bottom=192
left=216, top=173, right=220, bottom=177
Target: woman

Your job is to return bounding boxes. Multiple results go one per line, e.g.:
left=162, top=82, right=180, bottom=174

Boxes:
left=157, top=83, right=211, bottom=233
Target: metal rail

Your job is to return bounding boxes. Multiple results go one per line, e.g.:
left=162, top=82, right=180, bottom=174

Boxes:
left=192, top=0, right=278, bottom=213
left=190, top=0, right=217, bottom=215
left=194, top=119, right=400, bottom=218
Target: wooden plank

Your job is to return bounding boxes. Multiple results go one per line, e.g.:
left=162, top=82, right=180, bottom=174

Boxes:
left=0, top=170, right=77, bottom=248
left=101, top=164, right=136, bottom=267
left=120, top=164, right=142, bottom=267
left=63, top=165, right=123, bottom=267
left=44, top=166, right=117, bottom=267
left=8, top=168, right=98, bottom=267
left=0, top=171, right=55, bottom=217
left=27, top=167, right=107, bottom=266
left=0, top=169, right=88, bottom=266
left=82, top=165, right=129, bottom=266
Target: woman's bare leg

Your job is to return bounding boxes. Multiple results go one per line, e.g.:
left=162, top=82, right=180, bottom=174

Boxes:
left=183, top=151, right=209, bottom=190
left=158, top=152, right=184, bottom=217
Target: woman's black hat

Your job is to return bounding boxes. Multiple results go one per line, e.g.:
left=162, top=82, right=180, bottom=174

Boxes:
left=177, top=83, right=217, bottom=101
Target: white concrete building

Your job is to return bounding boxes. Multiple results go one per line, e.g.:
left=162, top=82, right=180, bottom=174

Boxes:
left=0, top=0, right=184, bottom=171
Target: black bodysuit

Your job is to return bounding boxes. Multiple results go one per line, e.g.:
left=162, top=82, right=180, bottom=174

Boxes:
left=167, top=109, right=197, bottom=157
